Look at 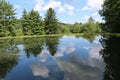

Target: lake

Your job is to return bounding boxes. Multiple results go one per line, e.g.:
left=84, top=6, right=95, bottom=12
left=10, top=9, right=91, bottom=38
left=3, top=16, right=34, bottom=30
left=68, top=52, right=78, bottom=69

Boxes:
left=0, top=34, right=120, bottom=80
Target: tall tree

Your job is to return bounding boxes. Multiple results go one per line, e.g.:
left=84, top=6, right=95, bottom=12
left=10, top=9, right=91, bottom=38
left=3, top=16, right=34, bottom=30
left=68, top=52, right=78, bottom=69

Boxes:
left=88, top=17, right=95, bottom=23
left=44, top=8, right=58, bottom=34
left=0, top=0, right=17, bottom=36
left=100, top=0, right=120, bottom=33
left=21, top=9, right=31, bottom=35
left=28, top=9, right=44, bottom=35
left=73, top=23, right=81, bottom=33
left=21, top=9, right=44, bottom=35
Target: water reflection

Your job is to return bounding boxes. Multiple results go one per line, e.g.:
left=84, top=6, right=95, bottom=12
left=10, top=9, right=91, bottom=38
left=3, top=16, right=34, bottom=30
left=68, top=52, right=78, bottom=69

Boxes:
left=0, top=39, right=20, bottom=79
left=100, top=36, right=120, bottom=80
left=45, top=36, right=60, bottom=56
left=31, top=63, right=49, bottom=78
left=0, top=35, right=119, bottom=80
left=58, top=56, right=104, bottom=80
left=23, top=37, right=45, bottom=58
left=75, top=34, right=97, bottom=42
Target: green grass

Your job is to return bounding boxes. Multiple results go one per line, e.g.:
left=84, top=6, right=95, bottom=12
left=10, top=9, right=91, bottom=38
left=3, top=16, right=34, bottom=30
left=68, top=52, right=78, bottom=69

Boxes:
left=0, top=33, right=120, bottom=39
left=0, top=33, right=84, bottom=39
left=101, top=33, right=120, bottom=37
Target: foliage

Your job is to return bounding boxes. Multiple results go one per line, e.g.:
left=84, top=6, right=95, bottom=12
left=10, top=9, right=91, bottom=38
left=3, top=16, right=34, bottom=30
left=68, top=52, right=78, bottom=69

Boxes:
left=44, top=8, right=59, bottom=34
left=23, top=37, right=45, bottom=58
left=45, top=36, right=60, bottom=56
left=0, top=38, right=20, bottom=79
left=100, top=0, right=120, bottom=33
left=0, top=0, right=102, bottom=37
left=21, top=9, right=44, bottom=35
left=0, top=0, right=17, bottom=37
left=72, top=23, right=81, bottom=33
left=71, top=17, right=101, bottom=33
left=59, top=23, right=71, bottom=34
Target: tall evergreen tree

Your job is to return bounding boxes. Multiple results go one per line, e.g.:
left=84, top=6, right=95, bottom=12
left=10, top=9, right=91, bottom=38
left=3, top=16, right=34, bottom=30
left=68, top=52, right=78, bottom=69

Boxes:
left=100, top=0, right=120, bottom=33
left=28, top=9, right=44, bottom=35
left=44, top=8, right=58, bottom=34
left=21, top=9, right=44, bottom=35
left=21, top=9, right=30, bottom=35
left=0, top=0, right=16, bottom=36
left=88, top=17, right=95, bottom=23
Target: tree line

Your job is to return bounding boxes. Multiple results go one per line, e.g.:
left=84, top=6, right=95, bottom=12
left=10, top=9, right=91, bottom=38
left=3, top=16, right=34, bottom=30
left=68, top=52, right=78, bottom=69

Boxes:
left=2, top=0, right=119, bottom=37
left=99, top=0, right=120, bottom=33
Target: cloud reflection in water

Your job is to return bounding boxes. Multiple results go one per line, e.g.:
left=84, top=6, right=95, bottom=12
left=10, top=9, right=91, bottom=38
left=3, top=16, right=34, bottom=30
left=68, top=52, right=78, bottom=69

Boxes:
left=31, top=63, right=49, bottom=78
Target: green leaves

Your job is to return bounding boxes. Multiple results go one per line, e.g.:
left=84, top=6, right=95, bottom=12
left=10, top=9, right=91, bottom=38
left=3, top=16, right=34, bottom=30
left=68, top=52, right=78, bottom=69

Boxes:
left=71, top=17, right=101, bottom=33
left=0, top=0, right=102, bottom=37
left=21, top=9, right=44, bottom=35
left=0, top=0, right=16, bottom=37
left=44, top=8, right=59, bottom=34
left=100, top=0, right=120, bottom=33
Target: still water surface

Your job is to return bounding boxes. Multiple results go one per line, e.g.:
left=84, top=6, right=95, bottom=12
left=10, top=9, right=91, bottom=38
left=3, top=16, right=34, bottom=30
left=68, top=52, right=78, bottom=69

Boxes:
left=0, top=35, right=120, bottom=80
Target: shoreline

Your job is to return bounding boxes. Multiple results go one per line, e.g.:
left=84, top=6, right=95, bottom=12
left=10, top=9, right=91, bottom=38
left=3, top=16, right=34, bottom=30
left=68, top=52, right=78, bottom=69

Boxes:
left=0, top=34, right=84, bottom=39
left=0, top=33, right=120, bottom=39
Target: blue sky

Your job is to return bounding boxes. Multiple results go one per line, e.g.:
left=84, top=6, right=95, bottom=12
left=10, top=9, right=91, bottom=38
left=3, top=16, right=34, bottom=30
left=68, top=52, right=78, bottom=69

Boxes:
left=6, top=0, right=103, bottom=23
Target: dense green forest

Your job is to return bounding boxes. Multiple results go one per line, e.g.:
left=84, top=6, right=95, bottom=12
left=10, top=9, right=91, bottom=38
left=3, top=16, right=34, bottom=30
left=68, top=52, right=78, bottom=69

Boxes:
left=0, top=0, right=102, bottom=37
left=1, top=0, right=120, bottom=37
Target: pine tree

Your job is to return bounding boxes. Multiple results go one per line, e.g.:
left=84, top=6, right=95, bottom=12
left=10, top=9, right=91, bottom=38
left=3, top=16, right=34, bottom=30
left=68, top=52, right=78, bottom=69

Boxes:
left=21, top=9, right=31, bottom=35
left=44, top=8, right=58, bottom=34
left=28, top=9, right=44, bottom=35
left=21, top=9, right=44, bottom=35
left=0, top=0, right=16, bottom=36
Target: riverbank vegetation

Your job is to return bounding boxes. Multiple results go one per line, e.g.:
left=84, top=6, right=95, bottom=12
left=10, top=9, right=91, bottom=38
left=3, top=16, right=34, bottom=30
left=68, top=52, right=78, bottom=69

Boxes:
left=0, top=0, right=101, bottom=37
left=0, top=0, right=120, bottom=37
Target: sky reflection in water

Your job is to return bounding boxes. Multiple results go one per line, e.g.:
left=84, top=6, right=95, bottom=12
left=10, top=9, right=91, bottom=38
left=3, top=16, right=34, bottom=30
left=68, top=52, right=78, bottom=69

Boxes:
left=0, top=35, right=105, bottom=80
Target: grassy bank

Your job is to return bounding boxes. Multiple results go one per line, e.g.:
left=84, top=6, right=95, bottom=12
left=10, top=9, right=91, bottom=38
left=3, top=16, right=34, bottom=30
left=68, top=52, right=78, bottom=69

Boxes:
left=0, top=33, right=84, bottom=39
left=0, top=33, right=120, bottom=39
left=101, top=33, right=120, bottom=37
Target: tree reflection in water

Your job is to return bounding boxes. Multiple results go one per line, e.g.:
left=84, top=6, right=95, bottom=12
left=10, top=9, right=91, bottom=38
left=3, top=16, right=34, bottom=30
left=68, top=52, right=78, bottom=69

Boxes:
left=1, top=35, right=120, bottom=80
left=0, top=39, right=20, bottom=79
left=23, top=36, right=60, bottom=58
left=100, top=36, right=120, bottom=80
left=45, top=36, right=60, bottom=56
left=23, top=37, right=45, bottom=58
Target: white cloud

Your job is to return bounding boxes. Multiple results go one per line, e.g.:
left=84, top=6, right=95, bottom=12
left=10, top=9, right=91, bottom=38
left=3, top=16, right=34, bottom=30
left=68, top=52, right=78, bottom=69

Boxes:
left=89, top=45, right=102, bottom=59
left=92, top=12, right=98, bottom=17
left=44, top=0, right=62, bottom=11
left=91, top=12, right=104, bottom=22
left=61, top=46, right=67, bottom=52
left=66, top=47, right=76, bottom=54
left=84, top=15, right=90, bottom=20
left=64, top=3, right=74, bottom=11
left=82, top=0, right=104, bottom=22
left=34, top=0, right=44, bottom=12
left=64, top=3, right=75, bottom=16
left=31, top=63, right=49, bottom=78
left=57, top=56, right=105, bottom=80
left=59, top=7, right=65, bottom=13
left=54, top=52, right=64, bottom=57
left=34, top=0, right=75, bottom=16
left=82, top=0, right=103, bottom=11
